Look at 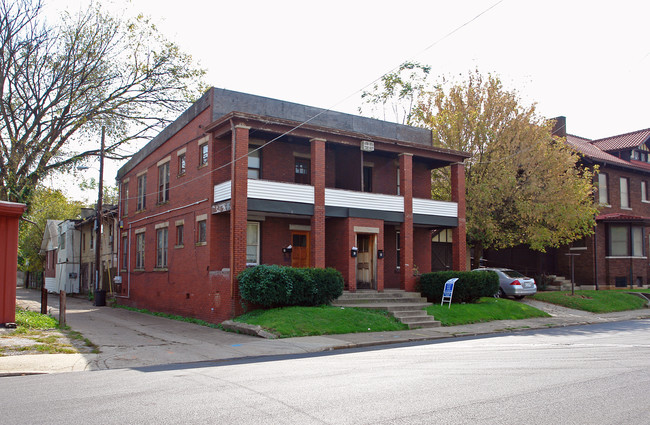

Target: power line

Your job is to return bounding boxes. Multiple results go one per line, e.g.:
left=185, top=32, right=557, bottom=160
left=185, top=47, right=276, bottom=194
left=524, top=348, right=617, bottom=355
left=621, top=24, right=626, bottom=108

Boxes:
left=118, top=0, right=505, bottom=204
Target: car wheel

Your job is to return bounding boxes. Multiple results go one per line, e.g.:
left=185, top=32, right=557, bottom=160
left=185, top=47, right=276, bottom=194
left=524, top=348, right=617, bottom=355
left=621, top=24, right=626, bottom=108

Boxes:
left=495, top=288, right=506, bottom=299
left=514, top=295, right=525, bottom=300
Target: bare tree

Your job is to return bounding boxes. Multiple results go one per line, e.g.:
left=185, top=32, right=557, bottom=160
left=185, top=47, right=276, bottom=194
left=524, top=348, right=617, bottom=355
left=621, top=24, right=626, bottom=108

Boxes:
left=0, top=0, right=205, bottom=203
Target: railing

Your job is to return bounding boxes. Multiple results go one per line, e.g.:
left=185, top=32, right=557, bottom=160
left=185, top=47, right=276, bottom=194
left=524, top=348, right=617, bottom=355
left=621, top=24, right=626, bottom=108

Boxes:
left=214, top=179, right=457, bottom=218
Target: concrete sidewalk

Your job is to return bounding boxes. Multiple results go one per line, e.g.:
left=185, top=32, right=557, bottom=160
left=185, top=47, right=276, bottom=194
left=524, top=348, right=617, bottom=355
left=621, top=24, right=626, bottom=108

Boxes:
left=2, top=288, right=649, bottom=375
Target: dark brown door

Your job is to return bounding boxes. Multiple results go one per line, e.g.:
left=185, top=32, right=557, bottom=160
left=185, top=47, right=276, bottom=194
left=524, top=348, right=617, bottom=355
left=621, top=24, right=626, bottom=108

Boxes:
left=291, top=231, right=310, bottom=268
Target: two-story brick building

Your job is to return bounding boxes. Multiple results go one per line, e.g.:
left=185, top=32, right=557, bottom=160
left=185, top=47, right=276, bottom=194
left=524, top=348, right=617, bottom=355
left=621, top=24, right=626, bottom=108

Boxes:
left=115, top=88, right=469, bottom=322
left=486, top=117, right=650, bottom=290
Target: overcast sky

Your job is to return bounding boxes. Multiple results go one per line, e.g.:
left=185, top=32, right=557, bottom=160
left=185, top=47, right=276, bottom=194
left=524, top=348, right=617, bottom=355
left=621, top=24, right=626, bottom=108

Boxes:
left=44, top=0, right=650, bottom=200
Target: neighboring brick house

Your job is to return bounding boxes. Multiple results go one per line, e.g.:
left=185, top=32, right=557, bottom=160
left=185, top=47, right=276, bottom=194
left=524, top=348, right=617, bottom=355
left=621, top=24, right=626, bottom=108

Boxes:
left=486, top=117, right=650, bottom=289
left=115, top=88, right=469, bottom=323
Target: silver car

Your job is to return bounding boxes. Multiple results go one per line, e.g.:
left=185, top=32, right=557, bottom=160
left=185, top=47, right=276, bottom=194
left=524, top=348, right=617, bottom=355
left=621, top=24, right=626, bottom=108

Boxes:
left=473, top=268, right=537, bottom=299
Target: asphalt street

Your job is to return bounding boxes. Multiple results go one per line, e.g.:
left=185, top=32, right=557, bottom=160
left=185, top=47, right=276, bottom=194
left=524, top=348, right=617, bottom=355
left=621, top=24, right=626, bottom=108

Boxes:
left=2, top=320, right=649, bottom=424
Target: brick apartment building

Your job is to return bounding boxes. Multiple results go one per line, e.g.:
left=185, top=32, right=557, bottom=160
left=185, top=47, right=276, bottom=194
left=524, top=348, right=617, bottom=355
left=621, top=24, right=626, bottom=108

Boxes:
left=486, top=117, right=650, bottom=290
left=115, top=88, right=469, bottom=322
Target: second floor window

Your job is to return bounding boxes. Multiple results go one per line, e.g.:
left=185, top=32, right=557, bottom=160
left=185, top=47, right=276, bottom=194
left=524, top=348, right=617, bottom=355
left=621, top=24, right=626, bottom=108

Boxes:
left=363, top=166, right=373, bottom=192
left=122, top=182, right=129, bottom=216
left=158, top=162, right=170, bottom=203
left=199, top=143, right=208, bottom=167
left=598, top=173, right=608, bottom=205
left=295, top=157, right=310, bottom=184
left=178, top=153, right=186, bottom=176
left=137, top=173, right=147, bottom=211
left=642, top=181, right=648, bottom=202
left=248, top=147, right=260, bottom=179
left=620, top=177, right=630, bottom=209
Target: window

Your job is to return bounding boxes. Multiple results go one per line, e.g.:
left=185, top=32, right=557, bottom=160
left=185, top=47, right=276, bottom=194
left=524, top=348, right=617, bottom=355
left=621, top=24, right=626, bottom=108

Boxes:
left=620, top=177, right=630, bottom=208
left=59, top=232, right=66, bottom=250
left=137, top=173, right=147, bottom=211
left=598, top=173, right=608, bottom=205
left=90, top=231, right=94, bottom=249
left=122, top=235, right=128, bottom=269
left=158, top=162, right=170, bottom=203
left=294, top=157, right=310, bottom=184
left=156, top=228, right=168, bottom=268
left=247, top=222, right=260, bottom=265
left=82, top=233, right=86, bottom=252
left=122, top=182, right=129, bottom=216
left=197, top=220, right=207, bottom=244
left=396, top=230, right=401, bottom=269
left=135, top=232, right=145, bottom=269
left=363, top=166, right=373, bottom=192
left=608, top=224, right=644, bottom=257
left=248, top=147, right=260, bottom=179
left=643, top=181, right=648, bottom=202
left=178, top=153, right=186, bottom=176
left=396, top=167, right=400, bottom=195
left=199, top=143, right=208, bottom=167
left=176, top=224, right=184, bottom=247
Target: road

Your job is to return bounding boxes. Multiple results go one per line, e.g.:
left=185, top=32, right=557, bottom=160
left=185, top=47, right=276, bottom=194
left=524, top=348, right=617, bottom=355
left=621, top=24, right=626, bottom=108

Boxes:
left=2, top=320, right=649, bottom=424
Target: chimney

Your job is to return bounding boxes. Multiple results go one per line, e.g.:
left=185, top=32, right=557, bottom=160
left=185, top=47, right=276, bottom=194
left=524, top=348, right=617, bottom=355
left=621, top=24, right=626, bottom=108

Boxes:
left=551, top=116, right=566, bottom=138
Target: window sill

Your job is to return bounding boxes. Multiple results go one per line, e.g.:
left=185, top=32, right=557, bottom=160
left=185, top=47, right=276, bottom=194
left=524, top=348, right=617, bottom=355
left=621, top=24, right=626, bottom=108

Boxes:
left=177, top=172, right=186, bottom=178
left=605, top=256, right=647, bottom=260
left=157, top=201, right=170, bottom=207
left=198, top=164, right=208, bottom=169
left=153, top=267, right=168, bottom=272
left=621, top=207, right=633, bottom=211
left=195, top=241, right=207, bottom=247
left=569, top=247, right=588, bottom=251
left=134, top=268, right=145, bottom=272
left=175, top=244, right=184, bottom=249
left=135, top=209, right=146, bottom=215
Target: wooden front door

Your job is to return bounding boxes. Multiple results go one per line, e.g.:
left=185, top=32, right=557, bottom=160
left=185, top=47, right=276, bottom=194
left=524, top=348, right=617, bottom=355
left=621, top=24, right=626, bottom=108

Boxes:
left=291, top=231, right=310, bottom=268
left=356, top=234, right=375, bottom=289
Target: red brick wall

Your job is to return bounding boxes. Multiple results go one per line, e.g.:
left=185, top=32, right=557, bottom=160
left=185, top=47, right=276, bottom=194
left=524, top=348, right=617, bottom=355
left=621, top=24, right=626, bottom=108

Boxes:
left=413, top=160, right=433, bottom=199
left=383, top=225, right=400, bottom=289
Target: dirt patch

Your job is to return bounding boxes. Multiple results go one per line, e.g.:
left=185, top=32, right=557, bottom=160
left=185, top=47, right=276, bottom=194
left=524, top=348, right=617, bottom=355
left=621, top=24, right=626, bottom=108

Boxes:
left=0, top=329, right=98, bottom=356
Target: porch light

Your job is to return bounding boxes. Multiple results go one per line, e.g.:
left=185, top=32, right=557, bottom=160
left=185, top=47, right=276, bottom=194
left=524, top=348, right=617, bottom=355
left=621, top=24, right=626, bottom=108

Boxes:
left=283, top=244, right=292, bottom=254
left=351, top=246, right=358, bottom=258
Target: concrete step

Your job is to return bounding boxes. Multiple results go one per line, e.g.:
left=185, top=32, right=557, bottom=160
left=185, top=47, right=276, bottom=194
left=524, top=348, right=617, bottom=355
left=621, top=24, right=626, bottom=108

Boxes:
left=333, top=290, right=439, bottom=329
left=334, top=296, right=428, bottom=305
left=333, top=302, right=432, bottom=311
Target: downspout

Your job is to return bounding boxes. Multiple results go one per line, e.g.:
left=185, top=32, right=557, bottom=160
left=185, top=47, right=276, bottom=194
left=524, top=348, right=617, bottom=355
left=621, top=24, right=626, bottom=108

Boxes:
left=593, top=225, right=599, bottom=290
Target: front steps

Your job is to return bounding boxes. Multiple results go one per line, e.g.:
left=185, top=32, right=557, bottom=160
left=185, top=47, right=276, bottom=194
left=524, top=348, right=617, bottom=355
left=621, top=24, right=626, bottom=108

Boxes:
left=545, top=275, right=596, bottom=291
left=332, top=290, right=440, bottom=329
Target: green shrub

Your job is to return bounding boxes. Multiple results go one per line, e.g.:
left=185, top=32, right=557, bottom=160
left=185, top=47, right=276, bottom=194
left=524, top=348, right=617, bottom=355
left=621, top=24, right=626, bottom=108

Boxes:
left=418, top=270, right=499, bottom=304
left=238, top=265, right=344, bottom=307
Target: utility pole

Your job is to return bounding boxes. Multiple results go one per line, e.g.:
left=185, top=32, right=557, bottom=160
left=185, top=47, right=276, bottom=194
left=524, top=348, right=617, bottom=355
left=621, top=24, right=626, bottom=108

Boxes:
left=94, top=127, right=105, bottom=306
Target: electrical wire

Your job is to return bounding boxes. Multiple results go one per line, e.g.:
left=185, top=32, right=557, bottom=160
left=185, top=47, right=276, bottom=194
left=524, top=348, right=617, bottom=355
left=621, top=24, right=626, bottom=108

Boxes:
left=116, top=0, right=506, bottom=204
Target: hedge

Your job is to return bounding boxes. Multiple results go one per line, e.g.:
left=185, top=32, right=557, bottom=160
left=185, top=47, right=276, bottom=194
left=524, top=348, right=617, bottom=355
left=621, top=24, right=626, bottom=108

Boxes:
left=238, top=265, right=344, bottom=307
left=418, top=270, right=499, bottom=304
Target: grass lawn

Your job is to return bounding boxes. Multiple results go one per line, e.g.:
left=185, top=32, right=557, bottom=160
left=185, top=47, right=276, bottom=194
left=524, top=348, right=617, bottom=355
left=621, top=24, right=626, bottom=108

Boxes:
left=425, top=297, right=550, bottom=326
left=0, top=308, right=98, bottom=356
left=234, top=305, right=408, bottom=338
left=531, top=290, right=646, bottom=313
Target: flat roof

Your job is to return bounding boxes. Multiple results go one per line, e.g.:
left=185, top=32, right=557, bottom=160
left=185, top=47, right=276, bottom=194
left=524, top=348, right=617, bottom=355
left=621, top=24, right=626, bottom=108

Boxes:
left=118, top=88, right=437, bottom=179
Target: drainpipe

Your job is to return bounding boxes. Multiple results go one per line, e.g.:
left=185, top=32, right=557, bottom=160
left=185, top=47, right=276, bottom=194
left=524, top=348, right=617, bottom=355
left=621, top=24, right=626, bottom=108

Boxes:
left=593, top=226, right=599, bottom=290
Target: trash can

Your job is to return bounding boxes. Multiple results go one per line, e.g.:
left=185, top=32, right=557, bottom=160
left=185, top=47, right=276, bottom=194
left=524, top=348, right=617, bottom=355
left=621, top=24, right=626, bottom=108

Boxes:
left=94, top=290, right=106, bottom=307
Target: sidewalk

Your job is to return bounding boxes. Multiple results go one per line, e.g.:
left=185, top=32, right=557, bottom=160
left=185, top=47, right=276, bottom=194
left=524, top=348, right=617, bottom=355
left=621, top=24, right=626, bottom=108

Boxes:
left=2, top=287, right=649, bottom=375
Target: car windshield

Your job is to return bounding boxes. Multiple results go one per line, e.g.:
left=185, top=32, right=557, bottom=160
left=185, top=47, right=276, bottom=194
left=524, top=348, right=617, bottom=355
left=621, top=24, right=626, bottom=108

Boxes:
left=502, top=269, right=525, bottom=278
